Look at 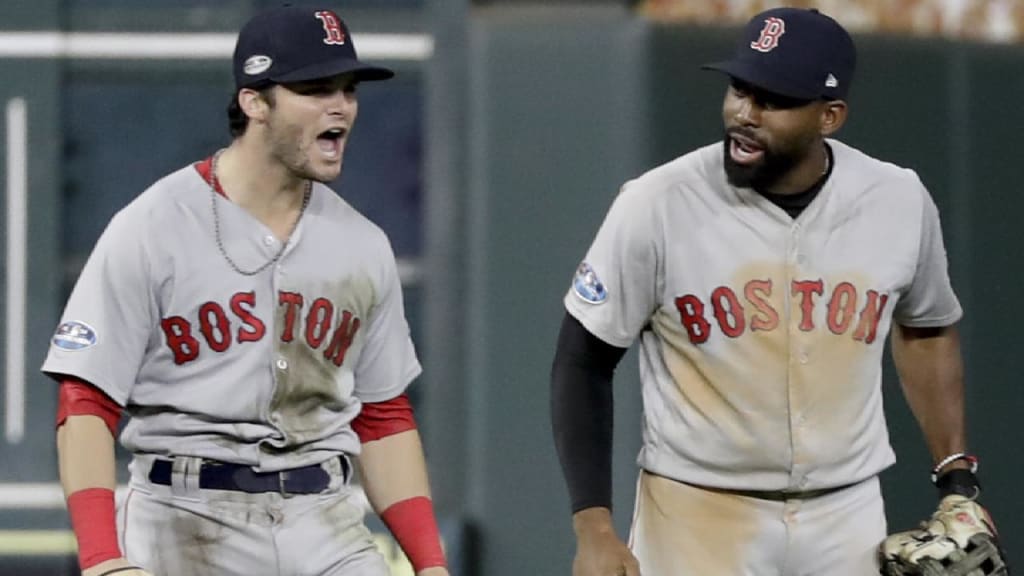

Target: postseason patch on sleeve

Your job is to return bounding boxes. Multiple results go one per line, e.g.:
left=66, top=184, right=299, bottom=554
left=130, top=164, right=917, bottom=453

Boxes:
left=52, top=321, right=98, bottom=351
left=572, top=262, right=608, bottom=304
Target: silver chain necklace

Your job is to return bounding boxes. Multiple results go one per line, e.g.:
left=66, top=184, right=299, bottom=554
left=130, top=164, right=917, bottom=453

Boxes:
left=210, top=150, right=311, bottom=276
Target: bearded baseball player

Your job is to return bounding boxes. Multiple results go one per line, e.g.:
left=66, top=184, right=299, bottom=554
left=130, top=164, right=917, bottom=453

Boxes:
left=43, top=6, right=447, bottom=576
left=550, top=7, right=1008, bottom=576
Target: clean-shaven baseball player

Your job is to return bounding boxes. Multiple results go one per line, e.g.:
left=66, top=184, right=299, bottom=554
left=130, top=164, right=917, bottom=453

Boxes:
left=551, top=7, right=1004, bottom=576
left=44, top=6, right=447, bottom=576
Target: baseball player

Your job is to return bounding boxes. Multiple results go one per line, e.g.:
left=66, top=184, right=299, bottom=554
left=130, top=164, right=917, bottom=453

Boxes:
left=550, top=7, right=1003, bottom=576
left=43, top=6, right=447, bottom=576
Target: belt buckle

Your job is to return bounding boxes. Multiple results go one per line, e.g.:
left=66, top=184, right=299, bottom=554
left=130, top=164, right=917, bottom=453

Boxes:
left=278, top=470, right=291, bottom=497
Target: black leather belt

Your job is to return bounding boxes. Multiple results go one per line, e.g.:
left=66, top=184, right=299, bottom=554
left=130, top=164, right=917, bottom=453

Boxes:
left=703, top=483, right=852, bottom=501
left=148, top=458, right=343, bottom=495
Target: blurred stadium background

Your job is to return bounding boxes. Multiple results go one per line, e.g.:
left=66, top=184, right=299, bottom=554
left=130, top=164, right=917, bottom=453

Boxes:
left=0, top=0, right=1020, bottom=574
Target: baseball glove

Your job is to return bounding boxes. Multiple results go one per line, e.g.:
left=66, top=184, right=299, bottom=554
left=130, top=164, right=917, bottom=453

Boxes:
left=879, top=494, right=1009, bottom=575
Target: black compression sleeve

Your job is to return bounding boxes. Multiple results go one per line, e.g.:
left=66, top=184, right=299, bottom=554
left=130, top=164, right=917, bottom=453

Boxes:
left=550, top=311, right=629, bottom=513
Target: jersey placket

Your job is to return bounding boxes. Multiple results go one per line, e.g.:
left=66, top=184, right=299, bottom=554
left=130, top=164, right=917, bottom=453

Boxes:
left=265, top=222, right=305, bottom=460
left=785, top=177, right=833, bottom=493
left=785, top=220, right=811, bottom=492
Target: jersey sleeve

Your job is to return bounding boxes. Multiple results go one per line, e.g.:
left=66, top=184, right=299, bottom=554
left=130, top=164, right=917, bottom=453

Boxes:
left=563, top=182, right=661, bottom=348
left=352, top=238, right=421, bottom=402
left=41, top=209, right=156, bottom=406
left=892, top=181, right=963, bottom=327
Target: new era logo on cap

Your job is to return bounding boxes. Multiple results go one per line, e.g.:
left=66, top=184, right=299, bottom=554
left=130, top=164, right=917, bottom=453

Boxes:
left=702, top=8, right=856, bottom=101
left=233, top=5, right=393, bottom=90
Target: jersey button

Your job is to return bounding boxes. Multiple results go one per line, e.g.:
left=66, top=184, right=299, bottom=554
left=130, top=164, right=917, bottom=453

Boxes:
left=798, top=352, right=809, bottom=364
left=263, top=235, right=276, bottom=246
left=276, top=358, right=289, bottom=370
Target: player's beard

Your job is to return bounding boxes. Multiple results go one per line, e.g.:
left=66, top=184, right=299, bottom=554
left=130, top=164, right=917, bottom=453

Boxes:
left=265, top=118, right=343, bottom=184
left=722, top=131, right=809, bottom=191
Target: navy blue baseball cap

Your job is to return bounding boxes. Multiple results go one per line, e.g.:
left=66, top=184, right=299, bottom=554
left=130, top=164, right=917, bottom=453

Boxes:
left=702, top=7, right=856, bottom=101
left=233, top=5, right=394, bottom=90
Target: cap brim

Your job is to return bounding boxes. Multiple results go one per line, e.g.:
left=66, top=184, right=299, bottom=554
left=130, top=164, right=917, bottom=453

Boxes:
left=701, top=60, right=818, bottom=101
left=270, top=59, right=395, bottom=84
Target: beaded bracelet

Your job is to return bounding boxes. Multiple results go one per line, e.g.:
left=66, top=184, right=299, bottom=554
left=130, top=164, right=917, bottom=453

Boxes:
left=930, top=452, right=978, bottom=484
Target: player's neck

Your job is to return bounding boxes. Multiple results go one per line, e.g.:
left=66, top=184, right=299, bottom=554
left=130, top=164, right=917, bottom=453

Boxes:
left=215, top=145, right=309, bottom=240
left=762, top=142, right=830, bottom=196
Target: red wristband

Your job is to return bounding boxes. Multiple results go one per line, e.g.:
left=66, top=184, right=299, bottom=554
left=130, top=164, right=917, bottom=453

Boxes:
left=67, top=488, right=121, bottom=570
left=380, top=496, right=446, bottom=572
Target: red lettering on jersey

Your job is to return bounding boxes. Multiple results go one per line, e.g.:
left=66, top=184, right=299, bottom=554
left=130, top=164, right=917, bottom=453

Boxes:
left=314, top=11, right=347, bottom=45
left=161, top=316, right=200, bottom=365
left=278, top=291, right=304, bottom=343
left=306, top=298, right=335, bottom=349
left=230, top=291, right=265, bottom=343
left=198, top=302, right=231, bottom=353
left=853, top=290, right=890, bottom=344
left=750, top=17, right=786, bottom=53
left=672, top=280, right=889, bottom=347
left=674, top=294, right=711, bottom=344
left=711, top=286, right=745, bottom=338
left=744, top=279, right=778, bottom=331
left=324, top=310, right=361, bottom=366
left=792, top=280, right=824, bottom=331
left=827, top=282, right=858, bottom=335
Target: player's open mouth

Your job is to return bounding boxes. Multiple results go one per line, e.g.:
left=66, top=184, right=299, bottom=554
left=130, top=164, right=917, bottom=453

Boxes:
left=316, top=128, right=346, bottom=159
left=730, top=135, right=764, bottom=165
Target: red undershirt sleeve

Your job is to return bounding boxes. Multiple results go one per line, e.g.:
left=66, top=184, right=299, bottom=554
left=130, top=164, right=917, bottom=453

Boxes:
left=351, top=392, right=416, bottom=443
left=56, top=378, right=123, bottom=436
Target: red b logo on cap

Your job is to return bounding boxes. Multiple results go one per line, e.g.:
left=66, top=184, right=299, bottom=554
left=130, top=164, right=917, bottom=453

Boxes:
left=751, top=17, right=785, bottom=52
left=315, top=10, right=346, bottom=45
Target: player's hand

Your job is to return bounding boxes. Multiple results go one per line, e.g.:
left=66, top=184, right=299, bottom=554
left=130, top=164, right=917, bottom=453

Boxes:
left=572, top=508, right=640, bottom=576
left=416, top=567, right=449, bottom=576
left=82, top=557, right=153, bottom=576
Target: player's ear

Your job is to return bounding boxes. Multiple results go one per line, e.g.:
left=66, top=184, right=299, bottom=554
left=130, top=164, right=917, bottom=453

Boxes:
left=238, top=88, right=271, bottom=123
left=820, top=100, right=848, bottom=136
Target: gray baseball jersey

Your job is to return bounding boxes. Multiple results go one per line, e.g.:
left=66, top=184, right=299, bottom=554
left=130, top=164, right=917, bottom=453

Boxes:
left=43, top=160, right=420, bottom=472
left=565, top=139, right=961, bottom=492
